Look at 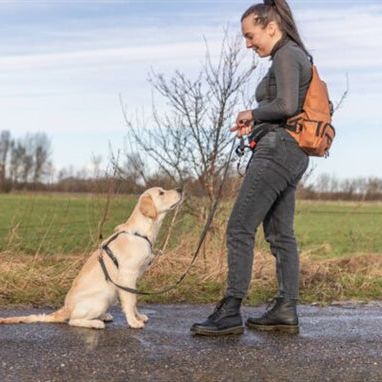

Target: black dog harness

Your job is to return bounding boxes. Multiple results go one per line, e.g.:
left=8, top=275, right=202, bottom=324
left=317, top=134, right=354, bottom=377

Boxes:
left=98, top=230, right=155, bottom=295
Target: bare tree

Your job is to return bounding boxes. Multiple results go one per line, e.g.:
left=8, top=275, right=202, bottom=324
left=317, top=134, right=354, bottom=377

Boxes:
left=91, top=155, right=103, bottom=178
left=315, top=173, right=331, bottom=193
left=0, top=130, right=11, bottom=189
left=7, top=132, right=52, bottom=187
left=123, top=150, right=148, bottom=186
left=9, top=140, right=25, bottom=183
left=366, top=177, right=382, bottom=195
left=21, top=152, right=34, bottom=183
left=121, top=31, right=258, bottom=203
left=31, top=133, right=51, bottom=183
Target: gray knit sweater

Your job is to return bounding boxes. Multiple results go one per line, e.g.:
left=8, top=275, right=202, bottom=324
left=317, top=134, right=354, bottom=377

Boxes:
left=251, top=37, right=312, bottom=126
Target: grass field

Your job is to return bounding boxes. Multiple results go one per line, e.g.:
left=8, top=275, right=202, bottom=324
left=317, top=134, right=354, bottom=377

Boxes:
left=0, top=192, right=197, bottom=255
left=0, top=192, right=381, bottom=306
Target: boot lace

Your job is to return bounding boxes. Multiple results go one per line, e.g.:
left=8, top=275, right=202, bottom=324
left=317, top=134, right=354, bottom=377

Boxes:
left=264, top=297, right=280, bottom=317
left=208, top=297, right=228, bottom=321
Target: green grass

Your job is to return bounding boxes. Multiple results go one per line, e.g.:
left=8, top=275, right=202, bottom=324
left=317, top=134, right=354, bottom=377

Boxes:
left=0, top=193, right=381, bottom=306
left=0, top=192, right=190, bottom=255
left=295, top=201, right=382, bottom=257
left=1, top=193, right=119, bottom=254
left=1, top=193, right=382, bottom=257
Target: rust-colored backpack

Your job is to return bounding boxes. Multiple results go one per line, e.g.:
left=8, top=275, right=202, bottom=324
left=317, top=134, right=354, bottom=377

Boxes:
left=286, top=65, right=335, bottom=157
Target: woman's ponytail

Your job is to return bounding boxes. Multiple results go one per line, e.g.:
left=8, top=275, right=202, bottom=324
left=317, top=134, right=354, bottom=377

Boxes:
left=272, top=0, right=311, bottom=61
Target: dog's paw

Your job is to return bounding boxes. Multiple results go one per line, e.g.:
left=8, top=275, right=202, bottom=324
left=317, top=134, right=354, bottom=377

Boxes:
left=128, top=320, right=145, bottom=329
left=68, top=319, right=105, bottom=329
left=91, top=320, right=106, bottom=329
left=136, top=312, right=149, bottom=322
left=101, top=313, right=114, bottom=322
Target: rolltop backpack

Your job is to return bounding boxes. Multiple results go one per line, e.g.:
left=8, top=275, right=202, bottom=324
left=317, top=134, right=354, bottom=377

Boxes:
left=285, top=65, right=335, bottom=157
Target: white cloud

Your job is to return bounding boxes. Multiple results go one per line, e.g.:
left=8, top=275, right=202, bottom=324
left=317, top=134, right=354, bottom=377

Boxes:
left=0, top=42, right=207, bottom=71
left=298, top=4, right=382, bottom=66
left=2, top=1, right=381, bottom=177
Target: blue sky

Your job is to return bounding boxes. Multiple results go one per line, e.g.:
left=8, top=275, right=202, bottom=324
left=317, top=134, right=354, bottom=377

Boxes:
left=1, top=0, right=382, bottom=181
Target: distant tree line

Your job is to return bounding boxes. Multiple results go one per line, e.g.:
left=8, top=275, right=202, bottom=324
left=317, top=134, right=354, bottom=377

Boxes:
left=1, top=131, right=382, bottom=200
left=300, top=173, right=382, bottom=201
left=0, top=130, right=52, bottom=192
left=1, top=130, right=381, bottom=200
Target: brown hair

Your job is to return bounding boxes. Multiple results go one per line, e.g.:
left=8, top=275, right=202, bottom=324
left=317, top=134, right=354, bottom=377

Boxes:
left=241, top=0, right=312, bottom=61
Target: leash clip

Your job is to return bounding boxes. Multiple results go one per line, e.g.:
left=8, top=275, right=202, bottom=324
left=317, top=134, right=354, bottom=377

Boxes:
left=235, top=137, right=246, bottom=157
left=235, top=136, right=257, bottom=177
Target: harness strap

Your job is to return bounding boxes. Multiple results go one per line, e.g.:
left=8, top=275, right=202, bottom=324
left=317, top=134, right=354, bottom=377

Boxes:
left=98, top=231, right=155, bottom=295
left=100, top=230, right=152, bottom=271
left=98, top=229, right=195, bottom=295
left=99, top=255, right=156, bottom=295
left=102, top=231, right=122, bottom=247
left=99, top=255, right=112, bottom=282
left=98, top=217, right=211, bottom=296
left=102, top=245, right=119, bottom=268
left=133, top=232, right=153, bottom=250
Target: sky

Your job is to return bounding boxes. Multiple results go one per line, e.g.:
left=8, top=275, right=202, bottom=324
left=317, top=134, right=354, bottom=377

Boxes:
left=1, top=0, right=382, bottom=181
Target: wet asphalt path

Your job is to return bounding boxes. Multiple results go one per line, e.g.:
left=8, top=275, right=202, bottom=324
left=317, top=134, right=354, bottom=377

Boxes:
left=0, top=303, right=381, bottom=382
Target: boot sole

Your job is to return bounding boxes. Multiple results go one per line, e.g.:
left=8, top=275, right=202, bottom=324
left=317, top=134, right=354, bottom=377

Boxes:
left=246, top=322, right=299, bottom=334
left=190, top=326, right=244, bottom=336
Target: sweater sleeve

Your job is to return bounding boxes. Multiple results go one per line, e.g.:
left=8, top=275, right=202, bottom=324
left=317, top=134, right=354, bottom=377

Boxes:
left=252, top=47, right=300, bottom=122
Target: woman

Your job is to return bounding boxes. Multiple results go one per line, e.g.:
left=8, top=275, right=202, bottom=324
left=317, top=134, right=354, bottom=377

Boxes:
left=191, top=0, right=311, bottom=336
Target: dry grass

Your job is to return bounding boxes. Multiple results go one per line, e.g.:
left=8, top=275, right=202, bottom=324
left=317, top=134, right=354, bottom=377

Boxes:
left=0, top=251, right=86, bottom=306
left=1, top=226, right=381, bottom=307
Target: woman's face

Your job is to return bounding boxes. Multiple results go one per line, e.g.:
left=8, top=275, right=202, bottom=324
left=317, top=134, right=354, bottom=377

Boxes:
left=241, top=15, right=277, bottom=57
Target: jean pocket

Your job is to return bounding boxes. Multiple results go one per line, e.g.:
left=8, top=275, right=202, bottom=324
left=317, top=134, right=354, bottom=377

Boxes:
left=279, top=133, right=309, bottom=180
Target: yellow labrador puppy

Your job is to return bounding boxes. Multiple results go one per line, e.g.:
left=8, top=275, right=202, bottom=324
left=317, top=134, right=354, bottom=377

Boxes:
left=0, top=187, right=183, bottom=329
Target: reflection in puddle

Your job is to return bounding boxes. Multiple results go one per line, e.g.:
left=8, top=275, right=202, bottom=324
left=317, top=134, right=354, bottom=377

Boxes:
left=76, top=329, right=102, bottom=351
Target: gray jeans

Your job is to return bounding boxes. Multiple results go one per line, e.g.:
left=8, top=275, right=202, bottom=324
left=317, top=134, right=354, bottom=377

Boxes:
left=225, top=128, right=309, bottom=300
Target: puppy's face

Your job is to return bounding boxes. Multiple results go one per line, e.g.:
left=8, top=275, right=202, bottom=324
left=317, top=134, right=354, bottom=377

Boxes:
left=139, top=187, right=183, bottom=219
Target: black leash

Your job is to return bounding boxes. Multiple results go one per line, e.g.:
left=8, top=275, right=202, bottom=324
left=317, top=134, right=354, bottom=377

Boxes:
left=98, top=137, right=238, bottom=295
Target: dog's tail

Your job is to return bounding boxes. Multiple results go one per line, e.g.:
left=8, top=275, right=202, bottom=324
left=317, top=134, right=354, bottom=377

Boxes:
left=0, top=307, right=70, bottom=324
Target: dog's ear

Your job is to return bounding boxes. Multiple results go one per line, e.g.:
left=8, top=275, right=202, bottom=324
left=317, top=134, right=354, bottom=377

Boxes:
left=139, top=194, right=157, bottom=219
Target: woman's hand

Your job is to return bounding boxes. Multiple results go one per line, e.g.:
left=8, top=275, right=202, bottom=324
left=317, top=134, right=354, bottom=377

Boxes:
left=230, top=110, right=254, bottom=137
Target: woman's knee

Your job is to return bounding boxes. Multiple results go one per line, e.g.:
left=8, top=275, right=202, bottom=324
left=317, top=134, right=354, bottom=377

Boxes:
left=266, top=231, right=297, bottom=252
left=226, top=222, right=258, bottom=255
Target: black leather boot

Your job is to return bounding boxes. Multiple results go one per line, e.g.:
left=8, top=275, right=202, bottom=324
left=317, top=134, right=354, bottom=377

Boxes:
left=246, top=297, right=299, bottom=334
left=190, top=296, right=244, bottom=336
